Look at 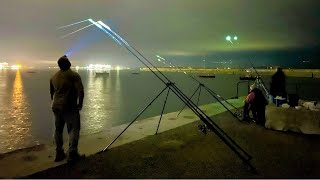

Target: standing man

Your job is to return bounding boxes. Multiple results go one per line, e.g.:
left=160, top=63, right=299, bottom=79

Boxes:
left=270, top=67, right=287, bottom=99
left=50, top=55, right=84, bottom=162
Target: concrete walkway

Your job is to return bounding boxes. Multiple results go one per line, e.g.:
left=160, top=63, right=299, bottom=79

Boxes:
left=0, top=97, right=244, bottom=178
left=27, top=102, right=320, bottom=178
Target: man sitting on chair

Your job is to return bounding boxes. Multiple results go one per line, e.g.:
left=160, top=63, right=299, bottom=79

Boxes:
left=242, top=83, right=268, bottom=125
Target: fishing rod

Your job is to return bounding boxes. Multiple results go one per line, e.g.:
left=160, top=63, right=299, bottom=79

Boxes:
left=155, top=55, right=242, bottom=120
left=248, top=59, right=269, bottom=96
left=59, top=19, right=255, bottom=171
left=94, top=20, right=254, bottom=169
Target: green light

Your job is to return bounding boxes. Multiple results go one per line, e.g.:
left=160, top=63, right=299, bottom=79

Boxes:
left=226, top=36, right=231, bottom=41
left=234, top=36, right=238, bottom=40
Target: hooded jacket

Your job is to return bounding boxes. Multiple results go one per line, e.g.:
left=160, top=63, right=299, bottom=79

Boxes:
left=50, top=69, right=84, bottom=112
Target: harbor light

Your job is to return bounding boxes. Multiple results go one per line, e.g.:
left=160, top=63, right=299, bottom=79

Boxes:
left=10, top=65, right=21, bottom=70
left=87, top=64, right=112, bottom=70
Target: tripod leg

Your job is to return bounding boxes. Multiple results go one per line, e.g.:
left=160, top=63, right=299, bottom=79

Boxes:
left=170, top=84, right=253, bottom=160
left=176, top=85, right=201, bottom=117
left=99, top=23, right=255, bottom=172
left=244, top=160, right=258, bottom=174
left=196, top=85, right=202, bottom=106
left=257, top=78, right=269, bottom=97
left=155, top=87, right=170, bottom=135
left=101, top=86, right=169, bottom=152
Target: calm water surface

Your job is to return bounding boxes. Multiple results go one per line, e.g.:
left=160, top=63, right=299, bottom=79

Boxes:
left=0, top=69, right=319, bottom=153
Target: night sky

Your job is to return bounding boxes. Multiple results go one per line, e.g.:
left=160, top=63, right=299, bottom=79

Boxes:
left=0, top=0, right=319, bottom=68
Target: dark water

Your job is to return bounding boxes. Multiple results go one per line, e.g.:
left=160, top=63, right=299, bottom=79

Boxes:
left=0, top=69, right=319, bottom=153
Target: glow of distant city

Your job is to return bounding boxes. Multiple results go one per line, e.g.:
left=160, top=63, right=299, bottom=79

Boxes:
left=0, top=62, right=21, bottom=70
left=0, top=62, right=8, bottom=69
left=10, top=65, right=21, bottom=70
left=87, top=64, right=112, bottom=70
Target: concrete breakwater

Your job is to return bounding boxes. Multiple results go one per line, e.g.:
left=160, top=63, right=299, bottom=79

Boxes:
left=141, top=68, right=320, bottom=78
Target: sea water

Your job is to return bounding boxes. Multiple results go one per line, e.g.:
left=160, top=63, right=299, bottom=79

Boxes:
left=0, top=69, right=319, bottom=153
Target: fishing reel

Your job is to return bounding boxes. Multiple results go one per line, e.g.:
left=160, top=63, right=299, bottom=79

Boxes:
left=234, top=110, right=243, bottom=120
left=198, top=124, right=212, bottom=134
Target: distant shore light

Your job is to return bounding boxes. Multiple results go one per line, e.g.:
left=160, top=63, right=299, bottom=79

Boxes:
left=11, top=65, right=21, bottom=70
left=87, top=64, right=112, bottom=70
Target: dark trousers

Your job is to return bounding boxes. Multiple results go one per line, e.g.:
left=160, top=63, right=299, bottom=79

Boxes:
left=53, top=110, right=80, bottom=153
left=243, top=102, right=250, bottom=120
left=243, top=102, right=266, bottom=125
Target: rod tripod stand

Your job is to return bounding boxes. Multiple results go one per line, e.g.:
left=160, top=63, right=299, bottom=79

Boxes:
left=177, top=83, right=243, bottom=123
left=97, top=22, right=255, bottom=172
left=101, top=81, right=255, bottom=172
left=249, top=59, right=269, bottom=97
left=254, top=77, right=269, bottom=98
left=102, top=82, right=173, bottom=152
left=59, top=18, right=256, bottom=173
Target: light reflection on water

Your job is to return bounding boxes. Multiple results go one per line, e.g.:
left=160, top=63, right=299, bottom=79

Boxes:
left=0, top=70, right=36, bottom=153
left=0, top=69, right=126, bottom=153
left=81, top=69, right=122, bottom=134
left=81, top=70, right=108, bottom=134
left=1, top=69, right=320, bottom=154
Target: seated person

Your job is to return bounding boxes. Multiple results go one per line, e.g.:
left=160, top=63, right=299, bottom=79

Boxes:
left=242, top=83, right=268, bottom=125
